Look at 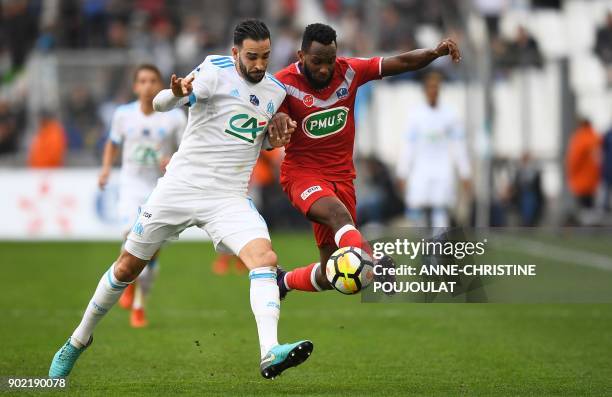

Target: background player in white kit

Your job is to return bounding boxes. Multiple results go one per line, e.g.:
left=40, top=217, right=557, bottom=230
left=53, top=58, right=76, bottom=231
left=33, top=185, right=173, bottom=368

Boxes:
left=396, top=72, right=472, bottom=229
left=49, top=19, right=312, bottom=380
left=97, top=64, right=186, bottom=328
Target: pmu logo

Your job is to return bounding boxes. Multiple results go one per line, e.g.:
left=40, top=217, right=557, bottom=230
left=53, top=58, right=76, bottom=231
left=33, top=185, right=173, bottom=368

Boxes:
left=224, top=113, right=267, bottom=143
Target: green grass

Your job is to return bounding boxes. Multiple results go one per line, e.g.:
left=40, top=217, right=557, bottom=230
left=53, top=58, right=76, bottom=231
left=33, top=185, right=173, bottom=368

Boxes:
left=1, top=233, right=611, bottom=396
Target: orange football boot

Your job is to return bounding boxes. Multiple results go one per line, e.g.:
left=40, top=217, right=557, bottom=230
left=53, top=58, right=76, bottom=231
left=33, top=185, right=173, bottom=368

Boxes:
left=212, top=254, right=231, bottom=275
left=130, top=308, right=148, bottom=328
left=118, top=283, right=134, bottom=309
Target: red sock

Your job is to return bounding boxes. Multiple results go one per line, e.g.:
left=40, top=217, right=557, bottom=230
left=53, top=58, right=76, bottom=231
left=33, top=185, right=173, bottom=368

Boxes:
left=285, top=263, right=319, bottom=291
left=335, top=225, right=373, bottom=257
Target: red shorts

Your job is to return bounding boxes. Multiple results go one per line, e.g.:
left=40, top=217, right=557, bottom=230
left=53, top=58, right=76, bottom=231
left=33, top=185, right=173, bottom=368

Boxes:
left=281, top=176, right=356, bottom=247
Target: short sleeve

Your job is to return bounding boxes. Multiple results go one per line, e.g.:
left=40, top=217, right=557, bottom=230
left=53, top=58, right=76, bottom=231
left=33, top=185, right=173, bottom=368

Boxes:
left=189, top=57, right=220, bottom=105
left=108, top=108, right=125, bottom=145
left=348, top=57, right=383, bottom=86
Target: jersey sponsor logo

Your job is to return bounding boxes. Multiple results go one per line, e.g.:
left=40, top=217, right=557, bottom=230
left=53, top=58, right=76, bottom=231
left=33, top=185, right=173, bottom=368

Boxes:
left=303, top=94, right=314, bottom=107
left=300, top=185, right=322, bottom=200
left=250, top=94, right=260, bottom=106
left=132, top=221, right=144, bottom=236
left=266, top=100, right=275, bottom=115
left=336, top=87, right=348, bottom=99
left=230, top=88, right=240, bottom=98
left=302, top=106, right=349, bottom=139
left=224, top=113, right=267, bottom=144
left=131, top=145, right=159, bottom=165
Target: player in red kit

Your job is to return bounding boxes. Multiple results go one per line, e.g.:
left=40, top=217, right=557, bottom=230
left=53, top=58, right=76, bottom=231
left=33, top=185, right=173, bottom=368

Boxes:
left=273, top=23, right=461, bottom=297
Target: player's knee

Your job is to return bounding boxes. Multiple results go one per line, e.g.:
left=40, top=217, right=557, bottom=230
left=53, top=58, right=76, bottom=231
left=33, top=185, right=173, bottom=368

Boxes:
left=250, top=249, right=278, bottom=269
left=114, top=251, right=146, bottom=282
left=326, top=202, right=354, bottom=230
left=262, top=250, right=278, bottom=268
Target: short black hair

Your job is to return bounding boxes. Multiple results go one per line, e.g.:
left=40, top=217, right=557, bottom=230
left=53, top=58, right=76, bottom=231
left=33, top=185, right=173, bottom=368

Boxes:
left=233, top=19, right=270, bottom=46
left=301, top=23, right=337, bottom=52
left=133, top=64, right=162, bottom=82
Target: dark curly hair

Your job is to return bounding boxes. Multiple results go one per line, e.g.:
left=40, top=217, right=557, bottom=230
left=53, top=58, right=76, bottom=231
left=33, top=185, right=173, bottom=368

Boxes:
left=301, top=23, right=337, bottom=52
left=233, top=19, right=270, bottom=46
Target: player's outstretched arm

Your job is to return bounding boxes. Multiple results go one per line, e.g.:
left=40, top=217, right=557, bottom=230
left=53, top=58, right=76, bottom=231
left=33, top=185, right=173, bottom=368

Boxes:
left=152, top=74, right=195, bottom=112
left=98, top=140, right=119, bottom=189
left=380, top=38, right=461, bottom=77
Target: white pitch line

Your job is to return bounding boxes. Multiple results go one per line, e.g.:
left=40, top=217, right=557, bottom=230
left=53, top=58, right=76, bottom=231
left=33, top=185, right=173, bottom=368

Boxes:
left=491, top=235, right=612, bottom=272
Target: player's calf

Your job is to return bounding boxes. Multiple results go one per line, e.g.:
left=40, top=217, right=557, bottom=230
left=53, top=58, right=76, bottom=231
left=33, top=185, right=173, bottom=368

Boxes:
left=49, top=251, right=148, bottom=377
left=114, top=250, right=148, bottom=282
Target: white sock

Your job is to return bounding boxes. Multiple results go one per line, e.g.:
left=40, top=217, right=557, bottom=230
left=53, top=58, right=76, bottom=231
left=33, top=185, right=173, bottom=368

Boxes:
left=334, top=224, right=357, bottom=247
left=132, top=260, right=158, bottom=309
left=71, top=263, right=132, bottom=347
left=432, top=207, right=449, bottom=229
left=132, top=283, right=144, bottom=310
left=310, top=263, right=323, bottom=291
left=249, top=266, right=280, bottom=358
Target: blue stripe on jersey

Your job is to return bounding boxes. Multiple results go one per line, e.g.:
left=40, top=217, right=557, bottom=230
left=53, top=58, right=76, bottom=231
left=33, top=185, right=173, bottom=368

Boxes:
left=266, top=74, right=286, bottom=90
left=211, top=60, right=233, bottom=66
left=211, top=56, right=232, bottom=62
left=212, top=62, right=234, bottom=68
left=187, top=92, right=197, bottom=107
left=211, top=58, right=233, bottom=65
left=211, top=60, right=234, bottom=66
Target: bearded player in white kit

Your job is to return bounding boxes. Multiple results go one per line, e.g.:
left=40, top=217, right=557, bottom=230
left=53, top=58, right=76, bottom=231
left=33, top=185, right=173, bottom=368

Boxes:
left=49, top=19, right=312, bottom=380
left=98, top=64, right=186, bottom=328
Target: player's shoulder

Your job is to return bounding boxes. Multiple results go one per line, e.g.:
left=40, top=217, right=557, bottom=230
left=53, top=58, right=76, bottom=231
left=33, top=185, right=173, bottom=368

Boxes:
left=274, top=62, right=299, bottom=84
left=202, top=54, right=235, bottom=70
left=341, top=56, right=382, bottom=75
left=264, top=72, right=286, bottom=94
left=337, top=56, right=358, bottom=69
left=114, top=101, right=138, bottom=117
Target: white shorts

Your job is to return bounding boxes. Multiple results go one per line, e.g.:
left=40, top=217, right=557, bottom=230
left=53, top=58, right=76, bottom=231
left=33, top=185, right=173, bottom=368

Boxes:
left=408, top=177, right=455, bottom=208
left=118, top=190, right=150, bottom=235
left=124, top=176, right=270, bottom=260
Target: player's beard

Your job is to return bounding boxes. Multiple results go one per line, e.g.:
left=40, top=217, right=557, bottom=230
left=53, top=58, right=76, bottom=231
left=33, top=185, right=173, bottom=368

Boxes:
left=238, top=57, right=265, bottom=84
left=303, top=64, right=333, bottom=90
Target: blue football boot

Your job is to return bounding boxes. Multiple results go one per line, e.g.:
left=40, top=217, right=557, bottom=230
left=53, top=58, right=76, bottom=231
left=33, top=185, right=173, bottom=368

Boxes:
left=260, top=340, right=313, bottom=379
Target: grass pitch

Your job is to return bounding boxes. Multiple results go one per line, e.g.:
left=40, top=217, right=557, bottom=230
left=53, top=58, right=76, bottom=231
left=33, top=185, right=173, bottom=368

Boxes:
left=1, top=233, right=611, bottom=396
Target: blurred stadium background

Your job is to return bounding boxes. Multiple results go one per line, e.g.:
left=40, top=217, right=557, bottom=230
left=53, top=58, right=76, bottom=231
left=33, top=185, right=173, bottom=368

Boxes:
left=1, top=1, right=612, bottom=395
left=0, top=0, right=611, bottom=238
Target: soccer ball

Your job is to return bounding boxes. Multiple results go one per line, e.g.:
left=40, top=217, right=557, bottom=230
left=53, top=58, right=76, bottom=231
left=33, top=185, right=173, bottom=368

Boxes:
left=325, top=247, right=374, bottom=294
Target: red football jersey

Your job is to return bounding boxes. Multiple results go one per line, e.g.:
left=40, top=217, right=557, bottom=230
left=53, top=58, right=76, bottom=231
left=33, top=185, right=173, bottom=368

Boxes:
left=275, top=57, right=383, bottom=181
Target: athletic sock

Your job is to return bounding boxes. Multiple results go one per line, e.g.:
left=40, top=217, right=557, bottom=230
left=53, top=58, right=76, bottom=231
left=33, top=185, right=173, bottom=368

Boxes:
left=431, top=207, right=450, bottom=229
left=71, top=262, right=132, bottom=347
left=249, top=266, right=280, bottom=358
left=132, top=259, right=158, bottom=310
left=284, top=262, right=321, bottom=292
left=334, top=224, right=373, bottom=256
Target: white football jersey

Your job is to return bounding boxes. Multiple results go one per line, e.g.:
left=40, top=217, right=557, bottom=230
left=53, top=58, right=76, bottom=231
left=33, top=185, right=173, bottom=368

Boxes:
left=109, top=102, right=186, bottom=189
left=163, top=55, right=287, bottom=195
left=396, top=102, right=470, bottom=206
